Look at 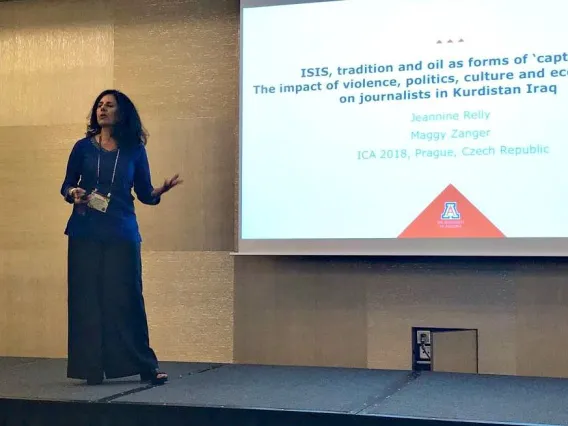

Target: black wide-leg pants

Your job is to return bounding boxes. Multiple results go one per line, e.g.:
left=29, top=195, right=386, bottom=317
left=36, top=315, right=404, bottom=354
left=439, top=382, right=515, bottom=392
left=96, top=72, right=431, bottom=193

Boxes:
left=67, top=237, right=159, bottom=380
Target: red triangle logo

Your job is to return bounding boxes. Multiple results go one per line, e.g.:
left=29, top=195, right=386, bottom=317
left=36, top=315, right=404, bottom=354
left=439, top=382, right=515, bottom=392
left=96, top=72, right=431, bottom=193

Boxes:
left=398, top=184, right=505, bottom=238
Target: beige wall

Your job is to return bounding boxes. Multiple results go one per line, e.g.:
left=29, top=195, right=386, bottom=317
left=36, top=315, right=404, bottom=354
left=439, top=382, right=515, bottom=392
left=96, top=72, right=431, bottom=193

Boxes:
left=1, top=0, right=568, bottom=379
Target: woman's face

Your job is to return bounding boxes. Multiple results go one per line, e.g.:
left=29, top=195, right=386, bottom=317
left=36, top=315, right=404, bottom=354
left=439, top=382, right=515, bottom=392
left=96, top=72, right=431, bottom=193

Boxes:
left=96, top=94, right=119, bottom=127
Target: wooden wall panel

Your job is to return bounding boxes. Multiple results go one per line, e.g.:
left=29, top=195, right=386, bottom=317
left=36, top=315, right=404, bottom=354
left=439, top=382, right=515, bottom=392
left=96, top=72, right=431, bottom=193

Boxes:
left=515, top=261, right=568, bottom=378
left=234, top=256, right=368, bottom=368
left=0, top=0, right=113, bottom=127
left=0, top=125, right=84, bottom=250
left=113, top=0, right=239, bottom=122
left=142, top=251, right=234, bottom=363
left=234, top=257, right=519, bottom=375
left=0, top=249, right=67, bottom=357
left=366, top=260, right=517, bottom=375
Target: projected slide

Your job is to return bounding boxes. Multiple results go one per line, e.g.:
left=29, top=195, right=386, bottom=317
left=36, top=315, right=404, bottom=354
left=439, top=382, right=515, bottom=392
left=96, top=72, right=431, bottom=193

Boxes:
left=239, top=0, right=568, bottom=255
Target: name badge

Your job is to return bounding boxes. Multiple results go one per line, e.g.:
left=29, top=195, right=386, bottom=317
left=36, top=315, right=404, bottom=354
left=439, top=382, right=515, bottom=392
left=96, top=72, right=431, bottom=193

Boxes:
left=87, top=191, right=110, bottom=213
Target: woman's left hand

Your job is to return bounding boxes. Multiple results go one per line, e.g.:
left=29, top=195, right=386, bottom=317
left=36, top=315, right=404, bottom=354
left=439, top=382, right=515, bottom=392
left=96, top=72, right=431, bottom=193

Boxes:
left=154, top=174, right=183, bottom=197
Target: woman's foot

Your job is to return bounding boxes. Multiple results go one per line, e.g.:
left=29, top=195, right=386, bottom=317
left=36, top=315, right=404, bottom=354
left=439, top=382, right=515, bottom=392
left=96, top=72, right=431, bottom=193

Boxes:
left=86, top=376, right=104, bottom=385
left=140, top=369, right=168, bottom=385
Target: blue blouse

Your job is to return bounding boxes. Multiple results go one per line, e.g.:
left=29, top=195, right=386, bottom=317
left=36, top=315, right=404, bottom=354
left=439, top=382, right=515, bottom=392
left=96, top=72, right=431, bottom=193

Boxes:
left=60, top=137, right=160, bottom=242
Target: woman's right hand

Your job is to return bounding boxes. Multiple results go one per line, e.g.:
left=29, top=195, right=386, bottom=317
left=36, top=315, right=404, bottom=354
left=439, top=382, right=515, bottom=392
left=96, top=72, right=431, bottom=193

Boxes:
left=71, top=188, right=90, bottom=204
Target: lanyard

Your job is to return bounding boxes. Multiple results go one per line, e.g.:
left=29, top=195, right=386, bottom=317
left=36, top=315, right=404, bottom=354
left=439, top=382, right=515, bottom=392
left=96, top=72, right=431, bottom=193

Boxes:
left=96, top=139, right=120, bottom=198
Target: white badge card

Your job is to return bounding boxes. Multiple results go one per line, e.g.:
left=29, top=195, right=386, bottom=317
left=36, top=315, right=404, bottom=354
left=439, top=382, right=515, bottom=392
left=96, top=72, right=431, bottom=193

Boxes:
left=87, top=191, right=110, bottom=213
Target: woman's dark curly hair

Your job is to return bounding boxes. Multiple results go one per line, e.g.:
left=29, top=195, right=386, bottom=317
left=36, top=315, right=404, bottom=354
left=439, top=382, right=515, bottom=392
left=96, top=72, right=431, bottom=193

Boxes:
left=86, top=89, right=148, bottom=147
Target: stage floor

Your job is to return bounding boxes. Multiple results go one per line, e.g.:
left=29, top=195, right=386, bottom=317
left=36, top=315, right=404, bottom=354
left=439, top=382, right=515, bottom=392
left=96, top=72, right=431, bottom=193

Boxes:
left=1, top=357, right=568, bottom=426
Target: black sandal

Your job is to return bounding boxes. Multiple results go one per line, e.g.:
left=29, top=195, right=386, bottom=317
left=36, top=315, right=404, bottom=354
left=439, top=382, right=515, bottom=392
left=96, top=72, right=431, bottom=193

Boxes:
left=140, top=370, right=168, bottom=385
left=86, top=376, right=104, bottom=386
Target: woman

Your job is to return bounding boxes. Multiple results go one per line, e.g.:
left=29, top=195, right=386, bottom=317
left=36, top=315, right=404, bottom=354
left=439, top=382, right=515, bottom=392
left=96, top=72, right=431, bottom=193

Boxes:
left=60, top=89, right=182, bottom=385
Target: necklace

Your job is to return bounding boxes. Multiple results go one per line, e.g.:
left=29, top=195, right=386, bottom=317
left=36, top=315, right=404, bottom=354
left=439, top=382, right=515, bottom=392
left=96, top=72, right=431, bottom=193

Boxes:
left=95, top=136, right=120, bottom=198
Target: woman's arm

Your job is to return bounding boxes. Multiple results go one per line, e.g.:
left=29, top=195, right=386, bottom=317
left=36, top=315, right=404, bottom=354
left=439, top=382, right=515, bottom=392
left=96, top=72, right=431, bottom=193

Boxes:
left=60, top=142, right=83, bottom=204
left=133, top=145, right=162, bottom=205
